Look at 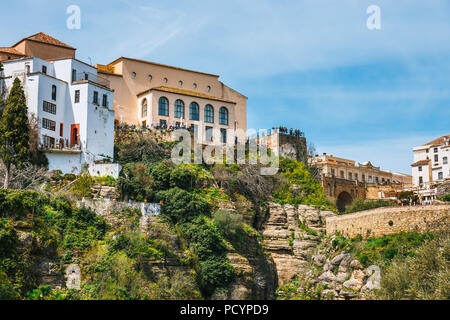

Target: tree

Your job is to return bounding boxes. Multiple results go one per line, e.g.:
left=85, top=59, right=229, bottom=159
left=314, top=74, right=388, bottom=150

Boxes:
left=0, top=62, right=5, bottom=116
left=0, top=78, right=30, bottom=189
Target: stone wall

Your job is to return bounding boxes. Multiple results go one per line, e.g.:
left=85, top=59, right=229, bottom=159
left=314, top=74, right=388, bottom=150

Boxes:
left=326, top=205, right=450, bottom=238
left=77, top=198, right=161, bottom=217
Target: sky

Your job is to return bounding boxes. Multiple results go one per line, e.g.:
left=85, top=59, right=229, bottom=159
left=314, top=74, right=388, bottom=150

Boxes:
left=1, top=0, right=449, bottom=173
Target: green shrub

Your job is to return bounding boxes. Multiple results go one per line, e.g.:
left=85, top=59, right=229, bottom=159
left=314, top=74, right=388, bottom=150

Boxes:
left=273, top=158, right=332, bottom=210
left=150, top=162, right=173, bottom=191
left=440, top=194, right=450, bottom=202
left=344, top=199, right=396, bottom=214
left=157, top=188, right=210, bottom=223
left=0, top=190, right=41, bottom=218
left=70, top=166, right=94, bottom=198
left=170, top=167, right=196, bottom=190
left=0, top=270, right=19, bottom=300
left=213, top=209, right=244, bottom=241
left=377, top=233, right=450, bottom=300
left=118, top=163, right=154, bottom=201
left=0, top=218, right=18, bottom=256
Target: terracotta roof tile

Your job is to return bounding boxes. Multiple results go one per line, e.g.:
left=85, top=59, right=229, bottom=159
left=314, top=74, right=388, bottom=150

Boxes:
left=14, top=32, right=75, bottom=50
left=423, top=135, right=450, bottom=147
left=0, top=47, right=25, bottom=56
left=411, top=159, right=431, bottom=167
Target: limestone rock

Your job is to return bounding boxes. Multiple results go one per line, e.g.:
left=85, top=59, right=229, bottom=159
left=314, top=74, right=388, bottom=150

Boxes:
left=312, top=254, right=326, bottom=266
left=336, top=272, right=350, bottom=283
left=351, top=270, right=365, bottom=282
left=343, top=278, right=363, bottom=291
left=350, top=259, right=363, bottom=269
left=319, top=271, right=337, bottom=282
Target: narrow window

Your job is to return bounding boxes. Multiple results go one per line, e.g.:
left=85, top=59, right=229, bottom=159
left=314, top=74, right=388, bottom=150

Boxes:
left=60, top=123, right=64, bottom=137
left=189, top=102, right=199, bottom=120
left=158, top=97, right=169, bottom=116
left=204, top=105, right=214, bottom=123
left=93, top=91, right=99, bottom=105
left=75, top=90, right=80, bottom=103
left=220, top=128, right=227, bottom=143
left=443, top=157, right=448, bottom=165
left=72, top=69, right=77, bottom=82
left=42, top=65, right=47, bottom=74
left=141, top=99, right=148, bottom=118
left=102, top=94, right=108, bottom=107
left=205, top=126, right=213, bottom=142
left=174, top=99, right=185, bottom=118
left=418, top=166, right=422, bottom=172
left=52, top=85, right=57, bottom=100
left=219, top=107, right=229, bottom=125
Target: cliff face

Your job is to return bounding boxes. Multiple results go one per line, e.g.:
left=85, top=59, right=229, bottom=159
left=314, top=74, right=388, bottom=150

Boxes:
left=262, top=203, right=336, bottom=286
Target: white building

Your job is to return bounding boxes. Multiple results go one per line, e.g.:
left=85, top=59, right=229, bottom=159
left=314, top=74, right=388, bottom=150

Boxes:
left=411, top=135, right=450, bottom=187
left=0, top=56, right=119, bottom=177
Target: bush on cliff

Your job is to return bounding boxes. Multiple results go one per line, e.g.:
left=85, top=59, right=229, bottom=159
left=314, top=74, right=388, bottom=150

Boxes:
left=376, top=232, right=450, bottom=300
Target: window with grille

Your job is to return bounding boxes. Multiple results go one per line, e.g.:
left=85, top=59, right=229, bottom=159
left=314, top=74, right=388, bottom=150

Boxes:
left=43, top=101, right=56, bottom=114
left=42, top=118, right=56, bottom=131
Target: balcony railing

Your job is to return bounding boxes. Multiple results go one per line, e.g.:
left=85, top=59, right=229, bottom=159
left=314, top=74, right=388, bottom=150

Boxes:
left=72, top=71, right=110, bottom=89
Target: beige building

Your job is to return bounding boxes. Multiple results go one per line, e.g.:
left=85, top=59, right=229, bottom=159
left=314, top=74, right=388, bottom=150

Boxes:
left=97, top=57, right=247, bottom=144
left=312, top=154, right=412, bottom=185
left=0, top=32, right=75, bottom=62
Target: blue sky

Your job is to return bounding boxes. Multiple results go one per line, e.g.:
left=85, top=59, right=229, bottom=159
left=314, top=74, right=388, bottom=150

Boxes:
left=1, top=0, right=449, bottom=173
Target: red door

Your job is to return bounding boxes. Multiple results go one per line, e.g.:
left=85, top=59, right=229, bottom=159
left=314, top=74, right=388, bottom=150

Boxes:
left=71, top=124, right=80, bottom=146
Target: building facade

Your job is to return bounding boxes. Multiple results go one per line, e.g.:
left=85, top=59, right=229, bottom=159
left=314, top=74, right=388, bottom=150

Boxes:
left=97, top=57, right=247, bottom=145
left=312, top=154, right=412, bottom=185
left=0, top=34, right=118, bottom=177
left=411, top=135, right=450, bottom=187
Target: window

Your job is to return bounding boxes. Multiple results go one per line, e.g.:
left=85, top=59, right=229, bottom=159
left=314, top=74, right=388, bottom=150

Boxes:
left=60, top=123, right=64, bottom=137
left=206, top=85, right=211, bottom=92
left=75, top=90, right=80, bottom=103
left=163, top=78, right=168, bottom=84
left=418, top=166, right=422, bottom=172
left=426, top=149, right=429, bottom=153
left=220, top=128, right=227, bottom=143
left=434, top=148, right=438, bottom=153
left=368, top=176, right=372, bottom=182
left=419, top=176, right=423, bottom=184
left=42, top=65, right=47, bottom=74
left=434, top=155, right=439, bottom=162
left=43, top=135, right=55, bottom=148
left=174, top=99, right=185, bottom=118
left=52, top=85, right=57, bottom=100
left=204, top=104, right=214, bottom=123
left=444, top=157, right=448, bottom=165
left=193, top=83, right=197, bottom=89
left=72, top=69, right=77, bottom=82
left=93, top=91, right=99, bottom=105
left=205, top=126, right=213, bottom=142
left=131, top=72, right=136, bottom=78
left=348, top=172, right=352, bottom=180
left=84, top=73, right=89, bottom=81
left=331, top=169, right=335, bottom=177
left=159, top=119, right=167, bottom=129
left=219, top=107, right=229, bottom=125
left=340, top=171, right=344, bottom=179
left=438, top=172, right=444, bottom=180
left=178, top=81, right=183, bottom=87
left=375, top=177, right=379, bottom=183
left=189, top=102, right=199, bottom=120
left=42, top=118, right=56, bottom=131
left=354, top=173, right=358, bottom=181
left=158, top=97, right=169, bottom=116
left=102, top=94, right=108, bottom=107
left=43, top=101, right=56, bottom=115
left=148, top=75, right=152, bottom=81
left=141, top=99, right=148, bottom=118
left=362, top=174, right=365, bottom=182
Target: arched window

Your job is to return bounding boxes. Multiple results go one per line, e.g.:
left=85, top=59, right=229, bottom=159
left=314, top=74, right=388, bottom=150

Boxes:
left=141, top=99, right=148, bottom=118
left=174, top=99, right=185, bottom=118
left=158, top=97, right=169, bottom=116
left=189, top=102, right=199, bottom=120
left=204, top=104, right=214, bottom=123
left=219, top=107, right=228, bottom=125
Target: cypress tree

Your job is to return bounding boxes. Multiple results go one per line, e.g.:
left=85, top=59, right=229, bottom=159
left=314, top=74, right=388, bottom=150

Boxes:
left=0, top=77, right=30, bottom=189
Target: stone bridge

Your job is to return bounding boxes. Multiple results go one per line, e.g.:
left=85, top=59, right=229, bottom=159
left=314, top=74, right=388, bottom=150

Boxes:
left=320, top=176, right=367, bottom=212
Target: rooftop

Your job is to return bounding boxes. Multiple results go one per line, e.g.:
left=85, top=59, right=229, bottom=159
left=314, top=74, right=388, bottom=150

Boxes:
left=12, top=32, right=76, bottom=50
left=423, top=135, right=450, bottom=147
left=137, top=86, right=236, bottom=104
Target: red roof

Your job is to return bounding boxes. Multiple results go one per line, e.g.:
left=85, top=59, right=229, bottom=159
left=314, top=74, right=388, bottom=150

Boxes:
left=423, top=135, right=450, bottom=147
left=13, top=32, right=76, bottom=50
left=0, top=47, right=25, bottom=56
left=411, top=159, right=431, bottom=167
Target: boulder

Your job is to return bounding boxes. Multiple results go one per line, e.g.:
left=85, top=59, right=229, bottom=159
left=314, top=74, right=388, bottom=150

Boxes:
left=319, top=271, right=337, bottom=282
left=350, top=259, right=363, bottom=269
left=343, top=278, right=363, bottom=291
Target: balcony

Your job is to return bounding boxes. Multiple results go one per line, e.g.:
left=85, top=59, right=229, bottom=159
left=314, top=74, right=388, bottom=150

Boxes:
left=72, top=71, right=110, bottom=89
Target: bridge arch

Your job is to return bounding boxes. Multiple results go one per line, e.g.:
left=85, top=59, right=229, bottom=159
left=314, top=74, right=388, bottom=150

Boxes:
left=337, top=191, right=353, bottom=212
